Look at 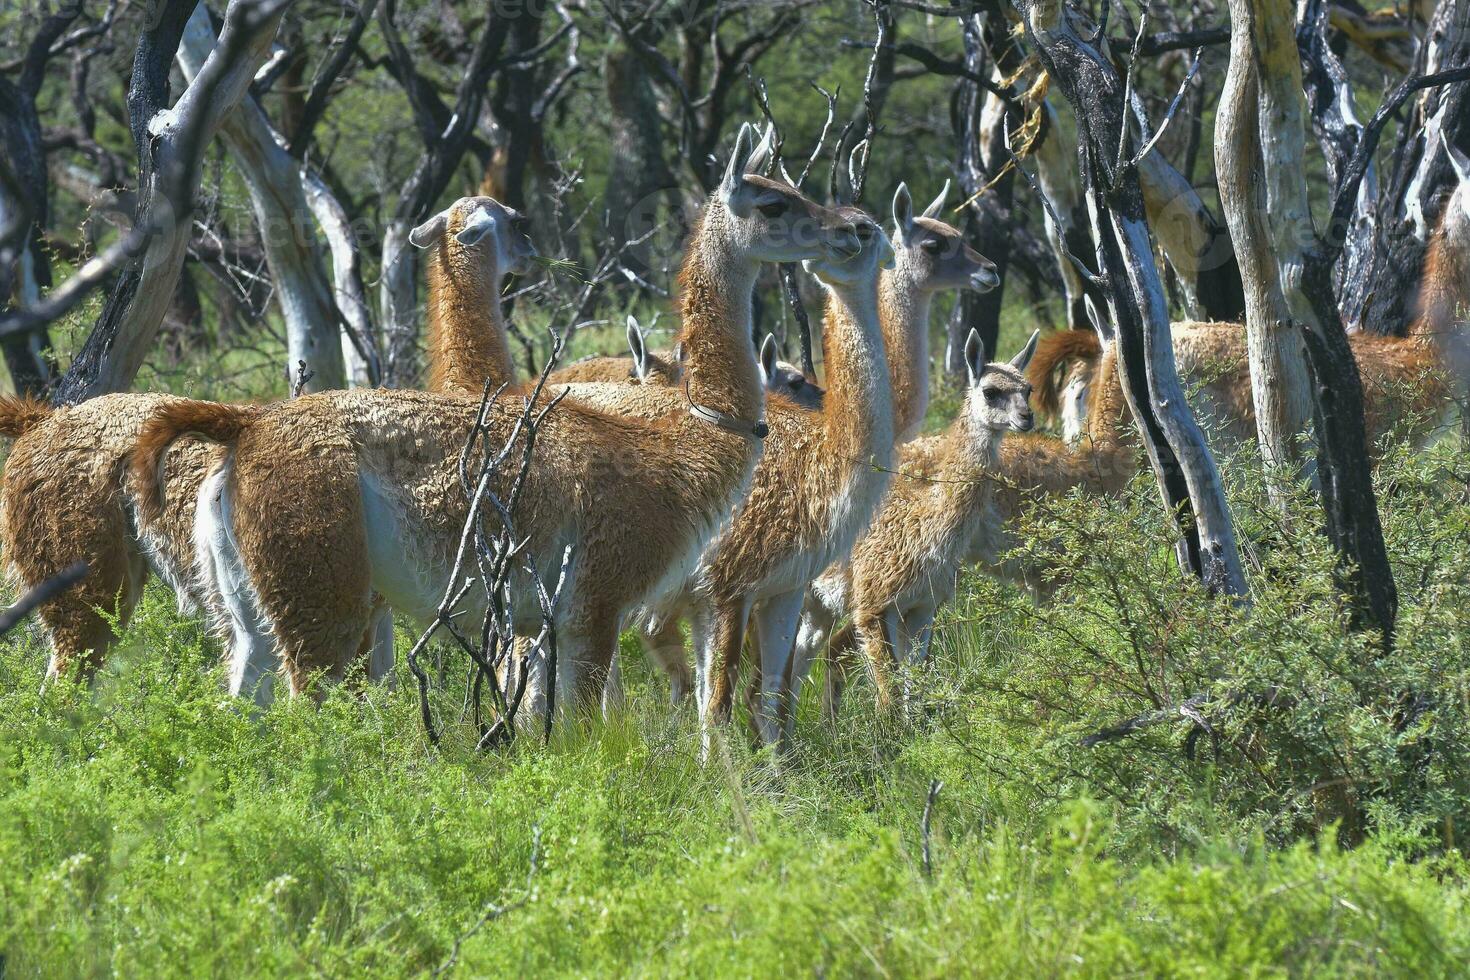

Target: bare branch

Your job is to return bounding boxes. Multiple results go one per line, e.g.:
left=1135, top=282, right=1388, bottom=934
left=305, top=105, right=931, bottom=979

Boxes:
left=0, top=561, right=87, bottom=637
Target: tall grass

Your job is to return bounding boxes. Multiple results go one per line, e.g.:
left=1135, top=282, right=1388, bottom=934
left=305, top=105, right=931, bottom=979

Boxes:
left=4, top=409, right=1469, bottom=975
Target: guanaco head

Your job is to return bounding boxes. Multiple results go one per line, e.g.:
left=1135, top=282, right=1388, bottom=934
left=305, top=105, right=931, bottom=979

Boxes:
left=409, top=195, right=538, bottom=278
left=890, top=181, right=999, bottom=294
left=801, top=206, right=894, bottom=289
left=964, top=328, right=1039, bottom=434
left=759, top=333, right=824, bottom=409
left=712, top=123, right=865, bottom=266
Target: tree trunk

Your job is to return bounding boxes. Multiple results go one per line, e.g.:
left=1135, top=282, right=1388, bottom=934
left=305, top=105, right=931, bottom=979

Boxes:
left=1361, top=0, right=1470, bottom=336
left=949, top=5, right=1020, bottom=372
left=1136, top=152, right=1245, bottom=321
left=603, top=39, right=676, bottom=277
left=1217, top=0, right=1316, bottom=501
left=177, top=4, right=345, bottom=393
left=1013, top=0, right=1248, bottom=596
left=1298, top=0, right=1377, bottom=329
left=302, top=169, right=378, bottom=386
left=0, top=3, right=86, bottom=394
left=1033, top=100, right=1097, bottom=332
left=1239, top=0, right=1399, bottom=643
left=54, top=0, right=289, bottom=403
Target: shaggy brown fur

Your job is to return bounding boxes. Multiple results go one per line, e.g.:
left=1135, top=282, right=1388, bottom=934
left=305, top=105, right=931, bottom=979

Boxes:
left=419, top=196, right=535, bottom=395
left=0, top=396, right=51, bottom=438
left=556, top=208, right=892, bottom=744
left=696, top=217, right=896, bottom=744
left=132, top=403, right=261, bottom=525
left=0, top=196, right=530, bottom=685
left=549, top=349, right=677, bottom=385
left=1027, top=329, right=1102, bottom=421
left=839, top=339, right=1035, bottom=706
left=0, top=394, right=220, bottom=678
left=879, top=214, right=998, bottom=439
left=130, top=147, right=862, bottom=708
left=1036, top=322, right=1455, bottom=457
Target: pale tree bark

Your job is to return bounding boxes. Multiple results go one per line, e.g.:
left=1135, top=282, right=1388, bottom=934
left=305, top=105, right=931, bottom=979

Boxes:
left=1217, top=0, right=1316, bottom=501
left=1223, top=0, right=1401, bottom=643
left=177, top=4, right=345, bottom=392
left=53, top=0, right=291, bottom=403
left=1013, top=0, right=1248, bottom=596
left=1362, top=0, right=1470, bottom=336
left=301, top=170, right=378, bottom=386
left=1136, top=151, right=1244, bottom=321
left=1032, top=99, right=1094, bottom=331
left=1298, top=0, right=1377, bottom=328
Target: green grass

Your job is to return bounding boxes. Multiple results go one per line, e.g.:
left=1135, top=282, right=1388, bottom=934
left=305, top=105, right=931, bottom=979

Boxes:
left=6, top=440, right=1470, bottom=978
left=6, top=298, right=1469, bottom=975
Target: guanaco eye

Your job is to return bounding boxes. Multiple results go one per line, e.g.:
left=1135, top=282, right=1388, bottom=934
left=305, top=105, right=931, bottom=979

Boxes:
left=922, top=238, right=945, bottom=254
left=758, top=201, right=788, bottom=218
left=984, top=390, right=1004, bottom=404
left=790, top=377, right=805, bottom=389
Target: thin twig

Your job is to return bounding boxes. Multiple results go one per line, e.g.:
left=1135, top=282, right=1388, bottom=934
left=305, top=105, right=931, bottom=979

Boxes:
left=921, top=778, right=943, bottom=879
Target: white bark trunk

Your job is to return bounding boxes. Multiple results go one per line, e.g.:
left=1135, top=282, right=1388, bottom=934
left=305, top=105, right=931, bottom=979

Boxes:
left=65, top=0, right=286, bottom=399
left=1033, top=99, right=1088, bottom=330
left=379, top=223, right=417, bottom=386
left=1135, top=153, right=1212, bottom=316
left=1217, top=0, right=1316, bottom=502
left=301, top=169, right=378, bottom=387
left=1104, top=199, right=1249, bottom=595
left=178, top=4, right=345, bottom=392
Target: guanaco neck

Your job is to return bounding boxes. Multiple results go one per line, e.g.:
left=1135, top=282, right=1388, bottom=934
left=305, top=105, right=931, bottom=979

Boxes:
left=1082, top=349, right=1132, bottom=452
left=878, top=266, right=933, bottom=441
left=819, top=274, right=894, bottom=467
left=424, top=242, right=515, bottom=395
left=675, top=210, right=766, bottom=425
left=936, top=408, right=1006, bottom=515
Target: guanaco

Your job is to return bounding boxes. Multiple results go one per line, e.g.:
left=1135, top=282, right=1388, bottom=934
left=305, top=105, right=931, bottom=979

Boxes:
left=0, top=196, right=534, bottom=691
left=128, top=124, right=865, bottom=713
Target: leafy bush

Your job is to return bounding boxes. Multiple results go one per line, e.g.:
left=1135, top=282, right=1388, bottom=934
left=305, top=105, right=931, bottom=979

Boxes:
left=931, top=434, right=1470, bottom=853
left=2, top=428, right=1469, bottom=974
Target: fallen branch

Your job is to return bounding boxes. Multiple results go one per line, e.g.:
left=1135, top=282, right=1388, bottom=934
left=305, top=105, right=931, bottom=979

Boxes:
left=0, top=562, right=88, bottom=637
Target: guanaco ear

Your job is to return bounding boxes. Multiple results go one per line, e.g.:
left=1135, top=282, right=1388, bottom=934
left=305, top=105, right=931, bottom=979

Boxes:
left=892, top=183, right=915, bottom=244
left=455, top=206, right=497, bottom=246
left=1442, top=131, right=1470, bottom=187
left=1010, top=329, right=1041, bottom=373
left=721, top=123, right=757, bottom=201
left=626, top=315, right=650, bottom=380
left=408, top=211, right=449, bottom=248
left=921, top=178, right=951, bottom=220
left=759, top=333, right=779, bottom=386
left=964, top=328, right=987, bottom=387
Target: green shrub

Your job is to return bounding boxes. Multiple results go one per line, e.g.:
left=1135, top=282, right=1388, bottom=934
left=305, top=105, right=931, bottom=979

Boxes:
left=2, top=428, right=1468, bottom=975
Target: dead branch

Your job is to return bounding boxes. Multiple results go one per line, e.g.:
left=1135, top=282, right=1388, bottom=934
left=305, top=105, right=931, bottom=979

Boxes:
left=0, top=561, right=87, bottom=637
left=406, top=330, right=574, bottom=747
left=286, top=0, right=380, bottom=158
left=42, top=0, right=293, bottom=402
